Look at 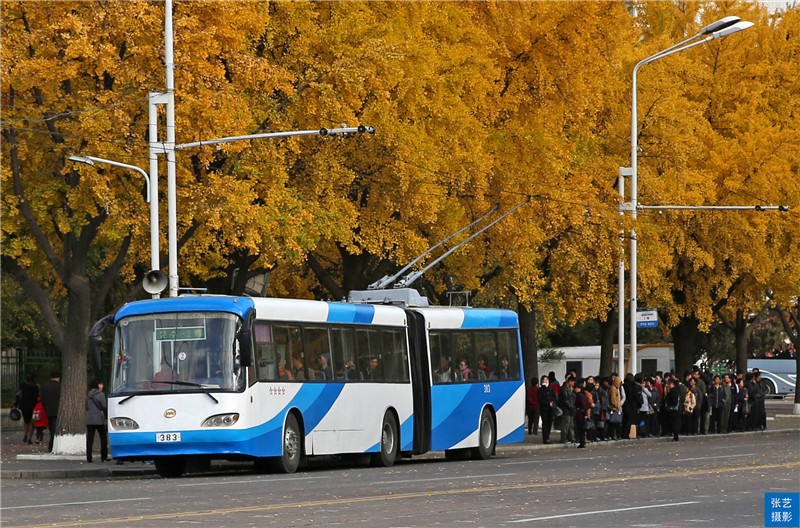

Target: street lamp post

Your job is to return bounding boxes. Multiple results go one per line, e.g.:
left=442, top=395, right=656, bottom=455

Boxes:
left=68, top=155, right=160, bottom=280
left=625, top=17, right=753, bottom=374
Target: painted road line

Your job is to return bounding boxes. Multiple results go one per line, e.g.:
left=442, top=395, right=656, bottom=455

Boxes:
left=675, top=453, right=757, bottom=462
left=1, top=497, right=152, bottom=511
left=507, top=501, right=700, bottom=523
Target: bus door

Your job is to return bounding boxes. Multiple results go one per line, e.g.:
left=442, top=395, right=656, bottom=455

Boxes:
left=406, top=310, right=431, bottom=454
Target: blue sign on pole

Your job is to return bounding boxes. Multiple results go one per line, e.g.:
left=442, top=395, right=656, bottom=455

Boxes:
left=636, top=310, right=658, bottom=328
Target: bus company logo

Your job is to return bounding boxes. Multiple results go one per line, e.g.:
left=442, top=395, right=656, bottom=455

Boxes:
left=269, top=387, right=286, bottom=396
left=164, top=408, right=177, bottom=419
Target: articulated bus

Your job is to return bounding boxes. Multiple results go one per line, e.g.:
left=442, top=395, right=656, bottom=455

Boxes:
left=96, top=292, right=524, bottom=477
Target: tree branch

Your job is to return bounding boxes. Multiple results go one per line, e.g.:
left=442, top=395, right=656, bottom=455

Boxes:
left=2, top=129, right=66, bottom=279
left=1, top=255, right=66, bottom=351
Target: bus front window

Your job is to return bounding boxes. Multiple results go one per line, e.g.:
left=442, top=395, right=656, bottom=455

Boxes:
left=112, top=312, right=242, bottom=394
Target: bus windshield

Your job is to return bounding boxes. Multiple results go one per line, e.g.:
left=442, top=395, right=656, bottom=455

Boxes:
left=111, top=311, right=243, bottom=394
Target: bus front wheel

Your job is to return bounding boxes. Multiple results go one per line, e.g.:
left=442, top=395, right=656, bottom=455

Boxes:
left=273, top=413, right=302, bottom=474
left=472, top=409, right=496, bottom=460
left=371, top=411, right=399, bottom=467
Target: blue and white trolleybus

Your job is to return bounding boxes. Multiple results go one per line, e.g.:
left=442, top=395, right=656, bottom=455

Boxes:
left=94, top=288, right=524, bottom=477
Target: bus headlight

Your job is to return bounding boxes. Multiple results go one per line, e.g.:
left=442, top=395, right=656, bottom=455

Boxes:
left=201, top=413, right=240, bottom=427
left=110, top=417, right=140, bottom=430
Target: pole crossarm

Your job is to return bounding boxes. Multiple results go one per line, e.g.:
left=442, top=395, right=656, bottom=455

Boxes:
left=175, top=126, right=375, bottom=151
left=639, top=205, right=789, bottom=211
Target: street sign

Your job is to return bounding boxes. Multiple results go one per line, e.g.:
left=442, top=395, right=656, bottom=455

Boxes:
left=636, top=310, right=659, bottom=328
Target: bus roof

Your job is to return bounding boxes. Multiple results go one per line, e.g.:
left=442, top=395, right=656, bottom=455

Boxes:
left=252, top=297, right=407, bottom=326
left=115, top=295, right=254, bottom=322
left=410, top=306, right=518, bottom=329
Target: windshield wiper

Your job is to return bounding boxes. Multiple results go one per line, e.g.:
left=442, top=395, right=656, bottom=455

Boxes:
left=119, top=380, right=219, bottom=404
left=153, top=381, right=220, bottom=403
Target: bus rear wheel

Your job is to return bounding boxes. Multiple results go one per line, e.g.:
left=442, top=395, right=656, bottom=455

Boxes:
left=371, top=411, right=399, bottom=467
left=471, top=408, right=496, bottom=460
left=273, top=413, right=302, bottom=474
left=154, top=456, right=187, bottom=478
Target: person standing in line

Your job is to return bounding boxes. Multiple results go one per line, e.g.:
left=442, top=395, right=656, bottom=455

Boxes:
left=692, top=368, right=708, bottom=434
left=574, top=379, right=591, bottom=448
left=608, top=374, right=623, bottom=440
left=15, top=374, right=39, bottom=444
left=558, top=376, right=577, bottom=444
left=755, top=371, right=768, bottom=430
left=683, top=378, right=698, bottom=434
left=721, top=373, right=733, bottom=434
left=596, top=377, right=611, bottom=441
left=85, top=378, right=109, bottom=463
left=707, top=375, right=726, bottom=434
left=548, top=371, right=561, bottom=396
left=41, top=371, right=61, bottom=452
left=734, top=377, right=749, bottom=432
left=621, top=373, right=641, bottom=439
left=32, top=397, right=48, bottom=445
left=664, top=379, right=682, bottom=442
left=637, top=374, right=650, bottom=438
left=746, top=373, right=763, bottom=430
left=537, top=375, right=556, bottom=445
left=526, top=377, right=540, bottom=436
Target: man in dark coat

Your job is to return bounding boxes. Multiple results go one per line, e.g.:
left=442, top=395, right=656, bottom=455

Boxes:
left=41, top=371, right=61, bottom=452
left=537, top=375, right=556, bottom=445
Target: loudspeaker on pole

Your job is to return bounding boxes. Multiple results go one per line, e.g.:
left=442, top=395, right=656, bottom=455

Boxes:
left=143, top=270, right=168, bottom=295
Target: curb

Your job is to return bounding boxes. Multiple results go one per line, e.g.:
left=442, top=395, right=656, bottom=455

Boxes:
left=3, top=427, right=796, bottom=480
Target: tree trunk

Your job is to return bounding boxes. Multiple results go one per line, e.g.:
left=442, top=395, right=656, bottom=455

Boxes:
left=598, top=308, right=616, bottom=377
left=733, top=309, right=750, bottom=376
left=53, top=281, right=92, bottom=454
left=671, top=315, right=700, bottom=376
left=518, top=302, right=538, bottom=387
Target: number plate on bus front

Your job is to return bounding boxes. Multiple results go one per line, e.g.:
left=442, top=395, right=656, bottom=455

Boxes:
left=156, top=432, right=181, bottom=443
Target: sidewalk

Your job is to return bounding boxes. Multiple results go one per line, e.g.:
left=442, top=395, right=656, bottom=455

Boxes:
left=2, top=407, right=798, bottom=480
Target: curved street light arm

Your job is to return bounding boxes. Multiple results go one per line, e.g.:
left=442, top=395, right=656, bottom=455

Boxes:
left=68, top=155, right=151, bottom=203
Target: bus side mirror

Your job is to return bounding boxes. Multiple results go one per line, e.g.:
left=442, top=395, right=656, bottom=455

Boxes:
left=89, top=313, right=115, bottom=372
left=237, top=309, right=255, bottom=368
left=238, top=330, right=252, bottom=367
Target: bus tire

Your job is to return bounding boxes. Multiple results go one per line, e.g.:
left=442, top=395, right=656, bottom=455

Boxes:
left=763, top=380, right=776, bottom=397
left=154, top=456, right=187, bottom=478
left=371, top=411, right=399, bottom=467
left=472, top=408, right=496, bottom=460
left=274, top=413, right=302, bottom=474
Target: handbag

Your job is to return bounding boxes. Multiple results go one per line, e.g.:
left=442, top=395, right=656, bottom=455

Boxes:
left=553, top=404, right=563, bottom=417
left=585, top=419, right=596, bottom=431
left=10, top=408, right=22, bottom=421
left=610, top=411, right=622, bottom=424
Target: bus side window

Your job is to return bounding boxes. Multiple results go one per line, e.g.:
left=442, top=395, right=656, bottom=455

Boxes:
left=476, top=332, right=498, bottom=381
left=305, top=326, right=332, bottom=380
left=356, top=328, right=382, bottom=381
left=430, top=332, right=454, bottom=384
left=331, top=327, right=357, bottom=380
left=497, top=330, right=520, bottom=380
left=254, top=322, right=275, bottom=381
left=382, top=328, right=408, bottom=382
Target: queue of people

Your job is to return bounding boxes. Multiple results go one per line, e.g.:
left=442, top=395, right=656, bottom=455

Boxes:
left=13, top=371, right=110, bottom=462
left=526, top=366, right=772, bottom=446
